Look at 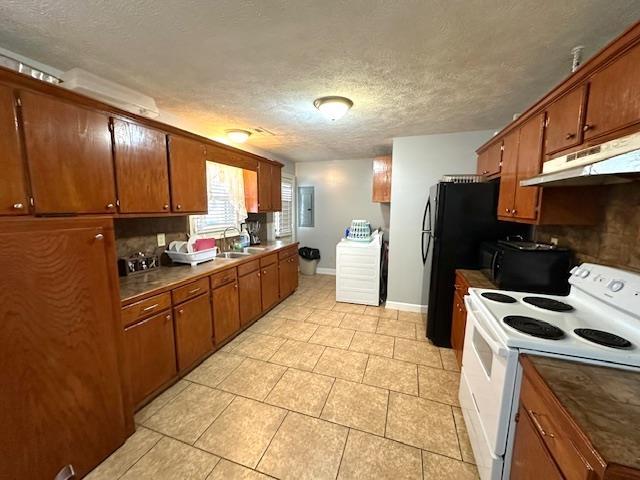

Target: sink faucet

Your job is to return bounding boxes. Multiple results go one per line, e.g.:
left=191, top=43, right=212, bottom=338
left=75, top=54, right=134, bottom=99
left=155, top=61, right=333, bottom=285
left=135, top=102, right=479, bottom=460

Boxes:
left=222, top=226, right=241, bottom=251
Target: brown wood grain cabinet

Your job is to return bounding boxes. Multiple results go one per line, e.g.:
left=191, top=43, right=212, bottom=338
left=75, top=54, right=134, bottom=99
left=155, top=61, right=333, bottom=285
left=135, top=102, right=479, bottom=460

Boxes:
left=167, top=134, right=207, bottom=213
left=239, top=269, right=263, bottom=326
left=372, top=155, right=392, bottom=202
left=174, top=293, right=213, bottom=373
left=20, top=91, right=117, bottom=214
left=0, top=85, right=29, bottom=215
left=584, top=44, right=640, bottom=141
left=261, top=262, right=280, bottom=311
left=257, top=160, right=273, bottom=212
left=112, top=119, right=171, bottom=213
left=450, top=272, right=470, bottom=367
left=271, top=164, right=282, bottom=211
left=0, top=218, right=129, bottom=479
left=544, top=85, right=586, bottom=155
left=279, top=254, right=299, bottom=299
left=513, top=113, right=545, bottom=221
left=476, top=141, right=502, bottom=177
left=497, top=130, right=519, bottom=218
left=212, top=278, right=241, bottom=344
left=124, top=310, right=177, bottom=408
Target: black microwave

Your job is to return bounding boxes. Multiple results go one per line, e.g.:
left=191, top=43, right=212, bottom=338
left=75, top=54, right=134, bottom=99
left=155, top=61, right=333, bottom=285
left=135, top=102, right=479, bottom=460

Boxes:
left=479, top=240, right=572, bottom=294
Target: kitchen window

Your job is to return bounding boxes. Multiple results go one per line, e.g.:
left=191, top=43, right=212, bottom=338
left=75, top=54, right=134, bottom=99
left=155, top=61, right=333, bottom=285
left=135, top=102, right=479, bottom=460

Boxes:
left=275, top=174, right=294, bottom=238
left=190, top=161, right=247, bottom=236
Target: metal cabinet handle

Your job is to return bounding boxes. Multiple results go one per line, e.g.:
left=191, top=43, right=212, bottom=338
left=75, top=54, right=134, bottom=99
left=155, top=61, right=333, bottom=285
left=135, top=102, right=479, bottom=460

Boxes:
left=505, top=208, right=511, bottom=214
left=178, top=309, right=184, bottom=314
left=528, top=410, right=554, bottom=438
left=188, top=288, right=201, bottom=294
left=106, top=203, right=114, bottom=209
left=142, top=303, right=159, bottom=312
left=54, top=464, right=75, bottom=480
left=95, top=233, right=104, bottom=240
left=234, top=283, right=238, bottom=288
left=12, top=202, right=24, bottom=209
left=512, top=209, right=517, bottom=216
left=163, top=204, right=169, bottom=209
left=176, top=204, right=182, bottom=210
left=565, top=132, right=576, bottom=140
left=582, top=124, right=594, bottom=132
left=257, top=272, right=261, bottom=277
left=482, top=170, right=488, bottom=175
left=263, top=270, right=267, bottom=274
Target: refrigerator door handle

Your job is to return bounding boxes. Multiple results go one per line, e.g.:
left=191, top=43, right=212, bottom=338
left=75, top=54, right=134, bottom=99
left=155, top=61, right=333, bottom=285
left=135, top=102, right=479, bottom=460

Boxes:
left=421, top=197, right=432, bottom=265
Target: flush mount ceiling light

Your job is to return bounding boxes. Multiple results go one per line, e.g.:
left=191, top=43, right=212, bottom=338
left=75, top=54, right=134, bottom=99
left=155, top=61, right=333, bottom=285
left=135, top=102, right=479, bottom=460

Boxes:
left=313, top=96, right=354, bottom=121
left=225, top=129, right=252, bottom=143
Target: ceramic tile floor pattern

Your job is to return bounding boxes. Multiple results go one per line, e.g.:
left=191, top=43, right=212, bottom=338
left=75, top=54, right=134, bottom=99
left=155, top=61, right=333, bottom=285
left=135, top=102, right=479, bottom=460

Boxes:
left=88, top=274, right=478, bottom=480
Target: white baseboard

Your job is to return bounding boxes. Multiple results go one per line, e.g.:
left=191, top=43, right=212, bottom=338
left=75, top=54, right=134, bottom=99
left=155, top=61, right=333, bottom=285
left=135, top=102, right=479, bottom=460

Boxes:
left=316, top=267, right=336, bottom=275
left=384, top=300, right=428, bottom=313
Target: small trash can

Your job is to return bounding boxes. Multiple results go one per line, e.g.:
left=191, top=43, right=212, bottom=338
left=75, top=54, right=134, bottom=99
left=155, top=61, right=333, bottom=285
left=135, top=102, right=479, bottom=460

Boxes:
left=299, top=247, right=320, bottom=276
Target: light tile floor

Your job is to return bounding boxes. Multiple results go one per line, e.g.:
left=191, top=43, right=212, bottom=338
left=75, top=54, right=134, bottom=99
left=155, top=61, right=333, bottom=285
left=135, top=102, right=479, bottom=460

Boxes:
left=87, top=274, right=478, bottom=480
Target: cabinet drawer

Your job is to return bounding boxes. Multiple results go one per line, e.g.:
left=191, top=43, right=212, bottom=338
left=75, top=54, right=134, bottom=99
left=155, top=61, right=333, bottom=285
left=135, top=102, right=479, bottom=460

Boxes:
left=172, top=277, right=210, bottom=305
left=278, top=246, right=297, bottom=260
left=121, top=292, right=172, bottom=327
left=210, top=268, right=238, bottom=289
left=238, top=259, right=260, bottom=276
left=260, top=253, right=278, bottom=267
left=520, top=361, right=601, bottom=480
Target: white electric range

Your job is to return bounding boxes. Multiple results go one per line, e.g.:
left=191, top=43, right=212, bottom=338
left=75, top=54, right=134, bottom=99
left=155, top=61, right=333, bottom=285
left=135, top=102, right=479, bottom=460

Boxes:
left=458, top=263, right=640, bottom=480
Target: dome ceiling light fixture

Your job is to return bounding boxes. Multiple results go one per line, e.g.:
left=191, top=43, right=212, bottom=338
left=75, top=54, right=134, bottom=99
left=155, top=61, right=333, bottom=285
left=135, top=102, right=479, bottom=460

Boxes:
left=313, top=96, right=354, bottom=121
left=225, top=129, right=252, bottom=143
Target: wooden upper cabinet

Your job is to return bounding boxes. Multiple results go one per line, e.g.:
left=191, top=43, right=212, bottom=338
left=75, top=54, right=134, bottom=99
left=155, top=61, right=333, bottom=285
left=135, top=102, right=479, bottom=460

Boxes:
left=372, top=155, right=392, bottom=202
left=497, top=130, right=519, bottom=218
left=167, top=135, right=207, bottom=213
left=271, top=164, right=282, bottom=212
left=112, top=119, right=171, bottom=213
left=20, top=91, right=117, bottom=214
left=0, top=85, right=29, bottom=215
left=513, top=113, right=544, bottom=221
left=584, top=44, right=640, bottom=140
left=544, top=86, right=586, bottom=155
left=257, top=160, right=273, bottom=212
left=477, top=141, right=502, bottom=177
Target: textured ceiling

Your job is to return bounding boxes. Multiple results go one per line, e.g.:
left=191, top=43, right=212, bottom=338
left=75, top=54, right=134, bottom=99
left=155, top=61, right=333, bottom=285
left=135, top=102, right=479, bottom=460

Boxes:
left=1, top=1, right=639, bottom=162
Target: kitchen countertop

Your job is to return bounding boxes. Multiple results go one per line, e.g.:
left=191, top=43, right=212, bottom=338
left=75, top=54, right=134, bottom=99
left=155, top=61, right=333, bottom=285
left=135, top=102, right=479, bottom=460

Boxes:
left=456, top=269, right=497, bottom=289
left=529, top=355, right=640, bottom=471
left=119, top=240, right=298, bottom=305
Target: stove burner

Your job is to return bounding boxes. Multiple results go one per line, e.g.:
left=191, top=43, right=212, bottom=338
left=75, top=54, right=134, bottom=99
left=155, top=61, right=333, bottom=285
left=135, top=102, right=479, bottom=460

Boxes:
left=503, top=315, right=565, bottom=340
left=523, top=296, right=574, bottom=312
left=482, top=292, right=517, bottom=303
left=574, top=328, right=632, bottom=349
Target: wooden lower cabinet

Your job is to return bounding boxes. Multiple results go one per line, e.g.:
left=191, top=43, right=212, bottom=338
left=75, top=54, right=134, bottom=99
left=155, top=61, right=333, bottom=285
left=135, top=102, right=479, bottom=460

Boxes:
left=239, top=269, right=262, bottom=326
left=124, top=310, right=177, bottom=407
left=212, top=280, right=240, bottom=344
left=174, top=294, right=213, bottom=372
left=511, top=404, right=563, bottom=480
left=0, top=218, right=129, bottom=479
left=450, top=291, right=467, bottom=367
left=279, top=255, right=299, bottom=298
left=261, top=262, right=280, bottom=311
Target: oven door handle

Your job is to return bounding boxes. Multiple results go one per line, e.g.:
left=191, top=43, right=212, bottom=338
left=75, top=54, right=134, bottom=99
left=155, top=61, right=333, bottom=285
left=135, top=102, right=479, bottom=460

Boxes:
left=464, top=296, right=510, bottom=358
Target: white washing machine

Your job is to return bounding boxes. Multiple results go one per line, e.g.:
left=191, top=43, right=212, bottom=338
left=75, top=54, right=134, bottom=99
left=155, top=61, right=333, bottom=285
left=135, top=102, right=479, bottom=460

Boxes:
left=336, top=231, right=382, bottom=306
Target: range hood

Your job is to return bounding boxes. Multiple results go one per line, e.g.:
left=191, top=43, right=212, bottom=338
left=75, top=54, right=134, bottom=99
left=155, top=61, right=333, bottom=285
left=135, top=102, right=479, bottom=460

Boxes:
left=521, top=133, right=640, bottom=187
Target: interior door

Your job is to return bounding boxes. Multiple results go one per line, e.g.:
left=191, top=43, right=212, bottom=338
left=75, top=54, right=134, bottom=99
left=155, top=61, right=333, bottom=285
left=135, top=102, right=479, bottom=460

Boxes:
left=167, top=135, right=207, bottom=213
left=497, top=129, right=519, bottom=218
left=20, top=91, right=117, bottom=214
left=0, top=85, right=29, bottom=215
left=112, top=119, right=171, bottom=213
left=0, top=219, right=127, bottom=479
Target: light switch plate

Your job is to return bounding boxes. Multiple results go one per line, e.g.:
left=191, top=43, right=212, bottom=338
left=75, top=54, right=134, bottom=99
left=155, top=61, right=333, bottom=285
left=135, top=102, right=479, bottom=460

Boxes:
left=157, top=233, right=166, bottom=247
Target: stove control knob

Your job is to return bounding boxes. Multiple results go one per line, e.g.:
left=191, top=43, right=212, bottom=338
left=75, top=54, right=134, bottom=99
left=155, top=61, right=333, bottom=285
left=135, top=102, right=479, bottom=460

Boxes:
left=608, top=280, right=625, bottom=292
left=570, top=266, right=579, bottom=275
left=579, top=270, right=591, bottom=279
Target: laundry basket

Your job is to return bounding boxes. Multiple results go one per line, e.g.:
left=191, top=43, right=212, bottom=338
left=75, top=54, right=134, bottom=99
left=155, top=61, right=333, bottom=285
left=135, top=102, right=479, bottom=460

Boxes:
left=347, top=219, right=372, bottom=242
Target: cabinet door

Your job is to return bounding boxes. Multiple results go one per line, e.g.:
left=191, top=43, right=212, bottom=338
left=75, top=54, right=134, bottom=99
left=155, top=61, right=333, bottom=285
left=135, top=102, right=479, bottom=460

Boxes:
left=289, top=256, right=299, bottom=292
left=174, top=294, right=213, bottom=372
left=0, top=85, right=29, bottom=215
left=544, top=86, right=586, bottom=155
left=20, top=91, right=117, bottom=214
left=258, top=161, right=272, bottom=212
left=239, top=271, right=262, bottom=326
left=372, top=155, right=392, bottom=202
left=113, top=119, right=171, bottom=213
left=510, top=406, right=563, bottom=480
left=278, top=258, right=291, bottom=298
left=168, top=135, right=207, bottom=213
left=0, top=219, right=127, bottom=479
left=124, top=311, right=177, bottom=406
left=477, top=141, right=502, bottom=177
left=271, top=164, right=282, bottom=212
left=584, top=45, right=640, bottom=140
left=497, top=130, right=519, bottom=218
left=212, top=281, right=240, bottom=344
left=513, top=114, right=544, bottom=221
left=450, top=291, right=466, bottom=367
left=261, top=262, right=280, bottom=311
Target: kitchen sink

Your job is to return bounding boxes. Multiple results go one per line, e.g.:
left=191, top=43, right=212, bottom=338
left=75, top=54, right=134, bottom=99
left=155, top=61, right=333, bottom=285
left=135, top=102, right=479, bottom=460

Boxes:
left=219, top=251, right=252, bottom=259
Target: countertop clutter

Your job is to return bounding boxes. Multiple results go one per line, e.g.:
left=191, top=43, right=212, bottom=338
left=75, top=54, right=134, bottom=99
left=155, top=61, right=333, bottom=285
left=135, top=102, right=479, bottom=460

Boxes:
left=120, top=240, right=298, bottom=304
left=529, top=355, right=640, bottom=471
left=456, top=269, right=497, bottom=290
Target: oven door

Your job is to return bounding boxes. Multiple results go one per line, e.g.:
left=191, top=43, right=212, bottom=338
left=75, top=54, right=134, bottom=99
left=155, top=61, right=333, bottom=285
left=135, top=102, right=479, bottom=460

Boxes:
left=460, top=296, right=518, bottom=456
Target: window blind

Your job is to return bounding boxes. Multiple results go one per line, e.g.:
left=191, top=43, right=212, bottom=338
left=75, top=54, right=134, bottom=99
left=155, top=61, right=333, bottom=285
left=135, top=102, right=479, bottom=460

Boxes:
left=275, top=177, right=293, bottom=237
left=192, top=162, right=243, bottom=234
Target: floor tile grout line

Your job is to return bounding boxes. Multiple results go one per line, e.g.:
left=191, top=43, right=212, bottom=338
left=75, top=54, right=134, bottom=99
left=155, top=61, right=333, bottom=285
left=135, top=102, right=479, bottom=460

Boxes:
left=191, top=392, right=238, bottom=447
left=383, top=388, right=391, bottom=438
left=318, top=376, right=337, bottom=419
left=113, top=430, right=164, bottom=479
left=254, top=409, right=290, bottom=473
left=334, top=427, right=351, bottom=480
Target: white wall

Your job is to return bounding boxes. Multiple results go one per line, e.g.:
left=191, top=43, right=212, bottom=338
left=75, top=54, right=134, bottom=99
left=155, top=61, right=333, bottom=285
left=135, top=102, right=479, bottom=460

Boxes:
left=386, top=130, right=493, bottom=309
left=295, top=159, right=390, bottom=271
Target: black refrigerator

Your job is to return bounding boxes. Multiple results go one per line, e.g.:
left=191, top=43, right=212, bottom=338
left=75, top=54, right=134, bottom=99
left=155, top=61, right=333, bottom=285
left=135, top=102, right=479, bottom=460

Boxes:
left=422, top=181, right=526, bottom=347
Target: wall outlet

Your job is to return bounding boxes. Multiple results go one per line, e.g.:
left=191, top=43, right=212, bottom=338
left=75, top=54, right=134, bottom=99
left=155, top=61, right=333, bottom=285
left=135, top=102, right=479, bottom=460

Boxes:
left=157, top=233, right=166, bottom=247
left=550, top=237, right=559, bottom=246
